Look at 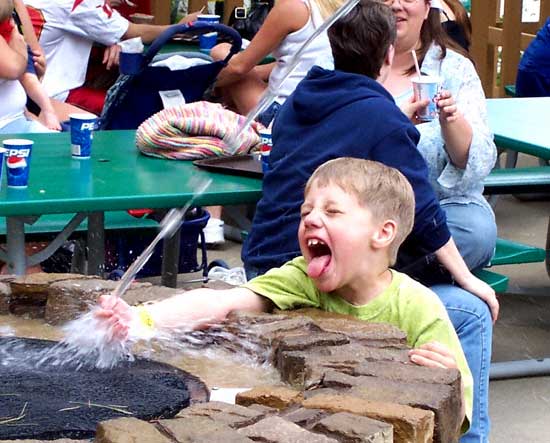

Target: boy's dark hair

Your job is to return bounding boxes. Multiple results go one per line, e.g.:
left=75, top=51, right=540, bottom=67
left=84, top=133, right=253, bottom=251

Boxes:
left=328, top=0, right=396, bottom=79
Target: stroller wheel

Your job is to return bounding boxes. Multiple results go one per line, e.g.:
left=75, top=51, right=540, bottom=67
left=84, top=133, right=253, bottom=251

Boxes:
left=207, top=259, right=229, bottom=272
left=108, top=269, right=125, bottom=281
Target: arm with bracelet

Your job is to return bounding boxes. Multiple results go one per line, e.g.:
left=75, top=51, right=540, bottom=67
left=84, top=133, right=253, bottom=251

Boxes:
left=97, top=288, right=272, bottom=340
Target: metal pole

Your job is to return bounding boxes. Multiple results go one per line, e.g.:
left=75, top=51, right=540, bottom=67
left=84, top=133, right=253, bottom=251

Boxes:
left=490, top=359, right=550, bottom=380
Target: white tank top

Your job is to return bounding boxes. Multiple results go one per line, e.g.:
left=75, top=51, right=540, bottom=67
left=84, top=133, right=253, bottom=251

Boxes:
left=0, top=79, right=27, bottom=130
left=268, top=0, right=334, bottom=103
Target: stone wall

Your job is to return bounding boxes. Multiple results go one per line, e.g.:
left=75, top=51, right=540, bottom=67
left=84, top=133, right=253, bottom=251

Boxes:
left=0, top=274, right=464, bottom=443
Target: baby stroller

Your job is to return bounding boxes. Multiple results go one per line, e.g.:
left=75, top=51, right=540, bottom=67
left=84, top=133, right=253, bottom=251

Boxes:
left=99, top=23, right=242, bottom=283
left=99, top=21, right=242, bottom=130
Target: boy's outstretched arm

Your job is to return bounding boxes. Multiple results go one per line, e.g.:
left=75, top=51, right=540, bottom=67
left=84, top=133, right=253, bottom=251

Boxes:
left=97, top=287, right=272, bottom=339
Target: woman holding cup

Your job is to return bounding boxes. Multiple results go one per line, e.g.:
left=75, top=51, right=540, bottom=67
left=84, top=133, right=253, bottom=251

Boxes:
left=382, top=1, right=497, bottom=442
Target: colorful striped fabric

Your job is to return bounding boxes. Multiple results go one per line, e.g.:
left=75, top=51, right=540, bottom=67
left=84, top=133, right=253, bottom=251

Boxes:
left=135, top=101, right=264, bottom=160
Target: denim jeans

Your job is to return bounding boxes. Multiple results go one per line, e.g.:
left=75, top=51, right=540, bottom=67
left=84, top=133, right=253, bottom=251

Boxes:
left=0, top=116, right=53, bottom=134
left=442, top=201, right=497, bottom=271
left=432, top=284, right=492, bottom=443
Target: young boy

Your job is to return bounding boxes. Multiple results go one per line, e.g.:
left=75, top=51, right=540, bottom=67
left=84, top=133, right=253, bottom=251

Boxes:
left=98, top=158, right=473, bottom=432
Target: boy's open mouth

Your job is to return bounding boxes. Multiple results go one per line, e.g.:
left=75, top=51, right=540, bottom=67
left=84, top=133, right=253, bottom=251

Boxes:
left=306, top=238, right=332, bottom=279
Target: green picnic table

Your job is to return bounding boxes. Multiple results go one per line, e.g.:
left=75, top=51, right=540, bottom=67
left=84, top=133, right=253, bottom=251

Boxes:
left=0, top=130, right=262, bottom=285
left=484, top=98, right=550, bottom=380
left=486, top=97, right=550, bottom=163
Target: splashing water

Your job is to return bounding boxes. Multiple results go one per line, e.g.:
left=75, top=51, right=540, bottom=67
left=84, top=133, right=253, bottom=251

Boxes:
left=39, top=178, right=213, bottom=369
left=0, top=314, right=274, bottom=372
left=111, top=178, right=212, bottom=299
left=222, top=0, right=361, bottom=153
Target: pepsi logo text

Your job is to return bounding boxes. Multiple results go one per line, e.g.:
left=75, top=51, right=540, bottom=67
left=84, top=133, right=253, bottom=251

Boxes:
left=7, top=149, right=30, bottom=158
left=80, top=123, right=95, bottom=130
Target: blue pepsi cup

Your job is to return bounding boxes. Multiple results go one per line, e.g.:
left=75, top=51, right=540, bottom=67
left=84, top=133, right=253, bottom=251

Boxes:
left=412, top=75, right=441, bottom=121
left=70, top=113, right=97, bottom=159
left=197, top=14, right=220, bottom=53
left=259, top=128, right=272, bottom=174
left=3, top=139, right=33, bottom=188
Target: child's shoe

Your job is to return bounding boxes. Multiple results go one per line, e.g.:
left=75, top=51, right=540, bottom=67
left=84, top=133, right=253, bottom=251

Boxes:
left=203, top=218, right=225, bottom=246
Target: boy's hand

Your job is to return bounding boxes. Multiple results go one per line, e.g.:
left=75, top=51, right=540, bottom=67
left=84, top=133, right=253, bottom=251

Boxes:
left=38, top=109, right=61, bottom=131
left=409, top=341, right=457, bottom=369
left=437, top=90, right=460, bottom=123
left=400, top=95, right=430, bottom=125
left=95, top=294, right=134, bottom=341
left=459, top=273, right=499, bottom=323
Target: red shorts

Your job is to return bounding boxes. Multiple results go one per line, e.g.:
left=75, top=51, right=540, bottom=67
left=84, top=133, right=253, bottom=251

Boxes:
left=66, top=87, right=106, bottom=116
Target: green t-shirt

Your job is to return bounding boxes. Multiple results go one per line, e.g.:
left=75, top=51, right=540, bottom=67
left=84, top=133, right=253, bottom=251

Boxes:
left=244, top=256, right=473, bottom=429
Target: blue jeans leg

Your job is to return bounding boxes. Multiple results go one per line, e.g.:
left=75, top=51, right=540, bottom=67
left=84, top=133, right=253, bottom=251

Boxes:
left=431, top=284, right=492, bottom=443
left=0, top=116, right=54, bottom=134
left=441, top=201, right=497, bottom=271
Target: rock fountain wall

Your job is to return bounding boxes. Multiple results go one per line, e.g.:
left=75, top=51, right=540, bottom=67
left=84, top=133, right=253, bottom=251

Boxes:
left=0, top=274, right=464, bottom=443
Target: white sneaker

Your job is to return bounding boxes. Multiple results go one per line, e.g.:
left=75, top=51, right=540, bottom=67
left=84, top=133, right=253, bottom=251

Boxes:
left=203, top=218, right=225, bottom=245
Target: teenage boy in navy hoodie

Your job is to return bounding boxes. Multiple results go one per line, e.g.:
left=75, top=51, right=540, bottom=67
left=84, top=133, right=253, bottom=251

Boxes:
left=243, top=0, right=496, bottom=309
left=242, top=4, right=497, bottom=441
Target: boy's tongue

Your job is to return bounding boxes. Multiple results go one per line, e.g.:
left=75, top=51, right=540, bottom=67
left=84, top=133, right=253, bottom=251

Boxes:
left=307, top=254, right=331, bottom=278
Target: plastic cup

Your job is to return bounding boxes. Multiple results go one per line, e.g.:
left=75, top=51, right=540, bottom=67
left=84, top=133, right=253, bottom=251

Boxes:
left=3, top=139, right=33, bottom=188
left=199, top=32, right=218, bottom=53
left=197, top=14, right=220, bottom=53
left=258, top=128, right=272, bottom=174
left=197, top=14, right=221, bottom=23
left=70, top=113, right=98, bottom=159
left=119, top=52, right=144, bottom=75
left=412, top=75, right=441, bottom=121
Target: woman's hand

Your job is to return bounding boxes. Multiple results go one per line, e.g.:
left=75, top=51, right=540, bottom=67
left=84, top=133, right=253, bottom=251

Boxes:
left=179, top=9, right=205, bottom=24
left=400, top=95, right=430, bottom=125
left=95, top=294, right=134, bottom=341
left=103, top=44, right=121, bottom=70
left=458, top=273, right=499, bottom=323
left=437, top=89, right=460, bottom=123
left=31, top=48, right=47, bottom=79
left=409, top=341, right=458, bottom=369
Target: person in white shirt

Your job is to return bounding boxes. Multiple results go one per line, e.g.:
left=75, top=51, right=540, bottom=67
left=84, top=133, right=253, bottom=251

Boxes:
left=23, top=0, right=198, bottom=118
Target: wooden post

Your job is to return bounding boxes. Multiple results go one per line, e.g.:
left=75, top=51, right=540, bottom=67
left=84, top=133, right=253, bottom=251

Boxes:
left=471, top=0, right=497, bottom=96
left=150, top=0, right=171, bottom=24
left=500, top=0, right=522, bottom=96
left=541, top=0, right=550, bottom=23
left=224, top=0, right=243, bottom=24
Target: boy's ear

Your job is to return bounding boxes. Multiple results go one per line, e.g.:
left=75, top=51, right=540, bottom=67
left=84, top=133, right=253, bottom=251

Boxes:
left=371, top=219, right=397, bottom=250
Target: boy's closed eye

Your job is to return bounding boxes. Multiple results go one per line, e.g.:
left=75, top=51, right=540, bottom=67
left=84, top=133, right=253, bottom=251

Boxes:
left=325, top=207, right=343, bottom=216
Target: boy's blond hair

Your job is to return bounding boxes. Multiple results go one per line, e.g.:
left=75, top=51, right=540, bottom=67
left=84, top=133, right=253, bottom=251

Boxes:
left=304, top=158, right=415, bottom=265
left=0, top=0, right=14, bottom=21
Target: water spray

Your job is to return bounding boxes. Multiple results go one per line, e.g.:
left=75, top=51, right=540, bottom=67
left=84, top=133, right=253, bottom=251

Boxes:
left=111, top=178, right=212, bottom=299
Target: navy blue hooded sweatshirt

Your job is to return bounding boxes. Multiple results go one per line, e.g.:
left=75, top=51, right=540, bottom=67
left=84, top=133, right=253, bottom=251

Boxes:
left=242, top=66, right=450, bottom=274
